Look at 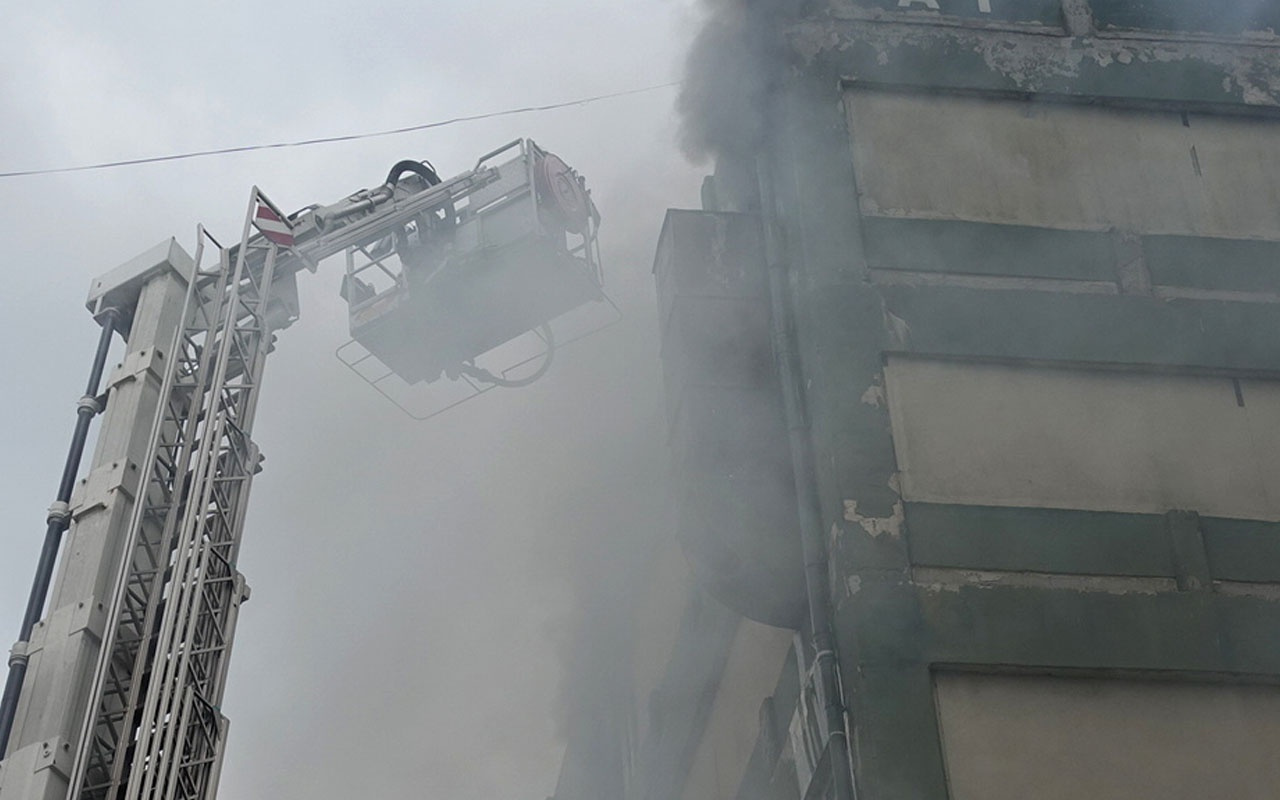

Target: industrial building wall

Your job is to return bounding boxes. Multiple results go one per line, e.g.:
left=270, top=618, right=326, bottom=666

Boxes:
left=841, top=86, right=1280, bottom=799
left=849, top=87, right=1280, bottom=523
left=823, top=17, right=1280, bottom=798
left=600, top=3, right=1280, bottom=800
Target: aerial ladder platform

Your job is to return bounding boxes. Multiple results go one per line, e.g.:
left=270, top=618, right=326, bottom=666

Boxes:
left=0, top=140, right=603, bottom=800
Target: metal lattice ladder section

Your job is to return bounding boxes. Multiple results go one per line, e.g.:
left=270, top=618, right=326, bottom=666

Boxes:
left=68, top=191, right=288, bottom=800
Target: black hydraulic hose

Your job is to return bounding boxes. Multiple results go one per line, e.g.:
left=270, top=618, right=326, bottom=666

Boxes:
left=757, top=160, right=855, bottom=800
left=384, top=159, right=441, bottom=188
left=383, top=159, right=456, bottom=259
left=457, top=325, right=555, bottom=388
left=0, top=309, right=118, bottom=758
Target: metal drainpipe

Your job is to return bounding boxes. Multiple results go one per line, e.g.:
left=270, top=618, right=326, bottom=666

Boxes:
left=0, top=308, right=119, bottom=758
left=757, top=159, right=855, bottom=800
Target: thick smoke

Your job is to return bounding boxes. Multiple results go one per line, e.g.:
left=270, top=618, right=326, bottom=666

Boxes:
left=677, top=1, right=801, bottom=165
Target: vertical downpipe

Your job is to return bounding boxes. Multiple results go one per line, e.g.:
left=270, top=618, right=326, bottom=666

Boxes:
left=757, top=159, right=855, bottom=800
left=0, top=308, right=120, bottom=758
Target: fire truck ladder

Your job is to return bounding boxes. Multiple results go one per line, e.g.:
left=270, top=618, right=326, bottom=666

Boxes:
left=68, top=191, right=287, bottom=800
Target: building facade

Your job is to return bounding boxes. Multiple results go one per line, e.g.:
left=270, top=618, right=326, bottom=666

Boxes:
left=558, top=2, right=1280, bottom=798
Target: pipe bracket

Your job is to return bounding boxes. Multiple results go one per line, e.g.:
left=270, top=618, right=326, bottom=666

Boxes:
left=45, top=502, right=71, bottom=526
left=7, top=642, right=28, bottom=669
left=76, top=395, right=102, bottom=415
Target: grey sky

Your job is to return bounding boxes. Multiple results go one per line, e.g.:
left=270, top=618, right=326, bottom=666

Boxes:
left=0, top=3, right=704, bottom=798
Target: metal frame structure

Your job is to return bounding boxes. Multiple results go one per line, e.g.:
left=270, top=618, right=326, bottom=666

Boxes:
left=335, top=139, right=610, bottom=419
left=70, top=191, right=284, bottom=800
left=0, top=138, right=607, bottom=800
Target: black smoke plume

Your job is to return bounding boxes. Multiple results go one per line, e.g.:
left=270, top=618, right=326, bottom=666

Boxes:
left=677, top=1, right=804, bottom=165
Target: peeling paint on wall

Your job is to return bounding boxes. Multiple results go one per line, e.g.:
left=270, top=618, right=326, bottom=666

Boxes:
left=860, top=380, right=886, bottom=408
left=913, top=567, right=1178, bottom=595
left=846, top=574, right=863, bottom=596
left=788, top=18, right=1280, bottom=106
left=883, top=308, right=911, bottom=349
left=843, top=496, right=906, bottom=538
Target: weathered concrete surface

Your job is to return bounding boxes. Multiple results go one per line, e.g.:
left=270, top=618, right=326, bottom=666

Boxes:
left=936, top=672, right=1280, bottom=800
left=885, top=357, right=1280, bottom=519
left=792, top=8, right=1280, bottom=108
left=847, top=90, right=1280, bottom=237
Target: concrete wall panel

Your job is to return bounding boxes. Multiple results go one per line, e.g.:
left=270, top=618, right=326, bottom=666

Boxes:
left=885, top=357, right=1280, bottom=519
left=680, top=621, right=793, bottom=800
left=847, top=90, right=1280, bottom=238
left=935, top=672, right=1280, bottom=800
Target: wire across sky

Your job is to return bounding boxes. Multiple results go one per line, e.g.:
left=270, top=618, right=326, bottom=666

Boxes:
left=0, top=81, right=681, bottom=179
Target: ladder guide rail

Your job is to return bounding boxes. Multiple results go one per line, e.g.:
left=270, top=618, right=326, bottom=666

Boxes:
left=70, top=190, right=283, bottom=800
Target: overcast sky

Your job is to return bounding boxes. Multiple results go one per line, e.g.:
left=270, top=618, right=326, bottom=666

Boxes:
left=0, top=3, right=705, bottom=798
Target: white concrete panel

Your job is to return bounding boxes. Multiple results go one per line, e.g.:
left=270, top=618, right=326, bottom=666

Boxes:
left=846, top=90, right=1280, bottom=238
left=936, top=672, right=1280, bottom=800
left=885, top=357, right=1280, bottom=519
left=681, top=620, right=793, bottom=800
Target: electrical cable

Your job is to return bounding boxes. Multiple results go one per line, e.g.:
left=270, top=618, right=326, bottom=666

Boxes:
left=0, top=82, right=681, bottom=179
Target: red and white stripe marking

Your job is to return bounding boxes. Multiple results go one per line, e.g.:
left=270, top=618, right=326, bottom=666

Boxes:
left=254, top=203, right=295, bottom=247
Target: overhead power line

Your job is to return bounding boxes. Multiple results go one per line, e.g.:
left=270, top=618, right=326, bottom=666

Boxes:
left=0, top=81, right=681, bottom=179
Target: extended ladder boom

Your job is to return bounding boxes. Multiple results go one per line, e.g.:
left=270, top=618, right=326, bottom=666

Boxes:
left=0, top=139, right=602, bottom=800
